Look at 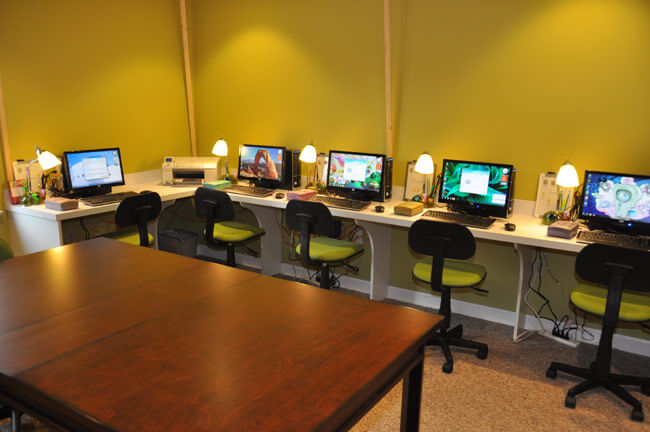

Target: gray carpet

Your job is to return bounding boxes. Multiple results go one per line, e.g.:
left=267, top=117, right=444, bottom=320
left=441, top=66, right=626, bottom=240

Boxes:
left=2, top=280, right=648, bottom=431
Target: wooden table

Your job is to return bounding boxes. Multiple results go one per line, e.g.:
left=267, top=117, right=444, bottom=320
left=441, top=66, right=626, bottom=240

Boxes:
left=0, top=238, right=441, bottom=431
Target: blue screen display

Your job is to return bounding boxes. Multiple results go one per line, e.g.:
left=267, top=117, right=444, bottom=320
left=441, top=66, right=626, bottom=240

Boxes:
left=65, top=149, right=124, bottom=189
left=581, top=171, right=650, bottom=223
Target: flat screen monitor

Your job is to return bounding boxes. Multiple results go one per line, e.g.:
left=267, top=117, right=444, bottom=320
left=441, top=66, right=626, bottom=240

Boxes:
left=438, top=159, right=515, bottom=218
left=237, top=144, right=285, bottom=187
left=579, top=170, right=650, bottom=235
left=327, top=150, right=385, bottom=202
left=63, top=148, right=125, bottom=196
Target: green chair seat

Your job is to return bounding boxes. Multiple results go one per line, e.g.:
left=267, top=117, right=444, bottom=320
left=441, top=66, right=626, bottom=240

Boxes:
left=105, top=231, right=155, bottom=247
left=296, top=237, right=363, bottom=262
left=207, top=221, right=265, bottom=243
left=413, top=258, right=486, bottom=287
left=571, top=283, right=650, bottom=322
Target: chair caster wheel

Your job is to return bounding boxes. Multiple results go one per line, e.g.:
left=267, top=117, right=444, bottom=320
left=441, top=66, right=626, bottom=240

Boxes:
left=631, top=408, right=644, bottom=422
left=476, top=348, right=488, bottom=360
left=442, top=362, right=453, bottom=374
left=565, top=394, right=576, bottom=409
left=546, top=368, right=557, bottom=379
left=641, top=385, right=650, bottom=396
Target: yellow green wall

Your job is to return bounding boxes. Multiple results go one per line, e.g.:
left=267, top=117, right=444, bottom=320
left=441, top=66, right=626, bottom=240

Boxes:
left=0, top=0, right=191, bottom=179
left=192, top=0, right=649, bottom=199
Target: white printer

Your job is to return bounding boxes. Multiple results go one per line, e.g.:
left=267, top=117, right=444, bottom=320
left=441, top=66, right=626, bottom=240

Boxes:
left=161, top=156, right=219, bottom=186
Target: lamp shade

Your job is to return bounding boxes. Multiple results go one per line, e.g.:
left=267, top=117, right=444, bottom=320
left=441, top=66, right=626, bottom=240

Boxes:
left=37, top=150, right=61, bottom=171
left=299, top=144, right=317, bottom=164
left=414, top=153, right=434, bottom=175
left=212, top=139, right=228, bottom=157
left=557, top=161, right=579, bottom=188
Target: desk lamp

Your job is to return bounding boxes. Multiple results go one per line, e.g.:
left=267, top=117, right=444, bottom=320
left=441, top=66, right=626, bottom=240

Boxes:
left=415, top=152, right=434, bottom=205
left=300, top=141, right=317, bottom=188
left=26, top=146, right=61, bottom=197
left=556, top=159, right=580, bottom=211
left=212, top=138, right=232, bottom=181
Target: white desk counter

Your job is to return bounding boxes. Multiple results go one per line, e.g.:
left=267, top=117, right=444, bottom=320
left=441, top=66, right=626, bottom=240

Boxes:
left=6, top=177, right=586, bottom=341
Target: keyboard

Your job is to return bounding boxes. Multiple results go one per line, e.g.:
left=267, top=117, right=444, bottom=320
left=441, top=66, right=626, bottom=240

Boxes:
left=223, top=184, right=275, bottom=197
left=311, top=195, right=370, bottom=211
left=422, top=210, right=495, bottom=228
left=80, top=191, right=139, bottom=206
left=576, top=230, right=650, bottom=250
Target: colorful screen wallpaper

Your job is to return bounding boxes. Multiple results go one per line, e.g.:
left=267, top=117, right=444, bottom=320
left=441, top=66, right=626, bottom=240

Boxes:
left=328, top=153, right=383, bottom=191
left=239, top=146, right=284, bottom=181
left=581, top=172, right=650, bottom=223
left=440, top=161, right=511, bottom=207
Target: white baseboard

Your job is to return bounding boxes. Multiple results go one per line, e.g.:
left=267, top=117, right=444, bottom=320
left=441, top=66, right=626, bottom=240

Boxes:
left=197, top=247, right=650, bottom=357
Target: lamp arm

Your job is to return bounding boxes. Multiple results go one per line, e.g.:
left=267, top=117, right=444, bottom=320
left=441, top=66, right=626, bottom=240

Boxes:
left=25, top=158, right=38, bottom=193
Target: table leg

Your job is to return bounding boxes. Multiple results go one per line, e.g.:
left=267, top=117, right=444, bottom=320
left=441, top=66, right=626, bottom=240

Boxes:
left=240, top=204, right=282, bottom=276
left=11, top=409, right=21, bottom=432
left=355, top=220, right=391, bottom=300
left=513, top=243, right=534, bottom=341
left=401, top=347, right=424, bottom=432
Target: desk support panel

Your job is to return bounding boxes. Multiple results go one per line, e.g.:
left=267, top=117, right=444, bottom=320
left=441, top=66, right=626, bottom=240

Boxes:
left=9, top=213, right=63, bottom=256
left=356, top=220, right=391, bottom=301
left=513, top=244, right=534, bottom=341
left=240, top=203, right=282, bottom=276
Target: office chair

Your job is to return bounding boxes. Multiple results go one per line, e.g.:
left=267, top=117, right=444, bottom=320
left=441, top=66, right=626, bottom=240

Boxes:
left=546, top=243, right=650, bottom=422
left=195, top=187, right=265, bottom=267
left=408, top=219, right=488, bottom=373
left=105, top=192, right=162, bottom=247
left=285, top=200, right=363, bottom=289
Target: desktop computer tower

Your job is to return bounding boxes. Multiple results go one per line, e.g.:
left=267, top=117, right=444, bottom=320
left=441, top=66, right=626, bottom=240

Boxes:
left=383, top=158, right=393, bottom=200
left=278, top=150, right=301, bottom=190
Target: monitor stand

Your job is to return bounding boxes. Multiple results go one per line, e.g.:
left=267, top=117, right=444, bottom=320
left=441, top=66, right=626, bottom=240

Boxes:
left=68, top=185, right=113, bottom=199
left=330, top=188, right=373, bottom=202
left=250, top=179, right=279, bottom=190
left=447, top=202, right=492, bottom=217
left=586, top=219, right=649, bottom=236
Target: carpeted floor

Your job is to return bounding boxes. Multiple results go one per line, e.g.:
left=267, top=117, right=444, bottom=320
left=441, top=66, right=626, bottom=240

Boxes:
left=2, top=281, right=648, bottom=431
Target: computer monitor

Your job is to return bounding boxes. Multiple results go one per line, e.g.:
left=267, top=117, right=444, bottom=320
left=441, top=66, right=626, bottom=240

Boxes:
left=579, top=170, right=650, bottom=235
left=237, top=144, right=286, bottom=188
left=326, top=150, right=386, bottom=202
left=438, top=159, right=515, bottom=218
left=62, top=148, right=126, bottom=197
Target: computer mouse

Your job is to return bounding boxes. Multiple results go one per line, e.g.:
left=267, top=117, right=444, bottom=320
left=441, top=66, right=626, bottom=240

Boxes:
left=375, top=205, right=385, bottom=213
left=275, top=192, right=285, bottom=199
left=505, top=223, right=516, bottom=231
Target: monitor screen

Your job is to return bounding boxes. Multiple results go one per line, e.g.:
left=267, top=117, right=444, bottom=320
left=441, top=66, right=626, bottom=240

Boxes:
left=579, top=171, right=650, bottom=230
left=63, top=148, right=125, bottom=191
left=439, top=159, right=514, bottom=218
left=327, top=150, right=385, bottom=201
left=238, top=144, right=285, bottom=184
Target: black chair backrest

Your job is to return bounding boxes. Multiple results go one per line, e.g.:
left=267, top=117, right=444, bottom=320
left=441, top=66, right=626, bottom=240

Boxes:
left=408, top=220, right=476, bottom=290
left=576, top=243, right=650, bottom=293
left=285, top=200, right=333, bottom=265
left=408, top=220, right=475, bottom=259
left=115, top=192, right=162, bottom=246
left=195, top=188, right=235, bottom=243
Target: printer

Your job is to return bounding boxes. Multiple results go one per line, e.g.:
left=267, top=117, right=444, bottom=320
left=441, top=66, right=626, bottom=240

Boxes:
left=161, top=156, right=219, bottom=186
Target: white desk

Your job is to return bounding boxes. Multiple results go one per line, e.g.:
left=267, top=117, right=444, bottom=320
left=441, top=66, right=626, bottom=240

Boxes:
left=5, top=178, right=586, bottom=341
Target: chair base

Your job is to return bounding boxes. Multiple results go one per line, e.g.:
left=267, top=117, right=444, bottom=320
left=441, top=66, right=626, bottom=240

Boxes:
left=427, top=324, right=488, bottom=374
left=547, top=361, right=650, bottom=422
